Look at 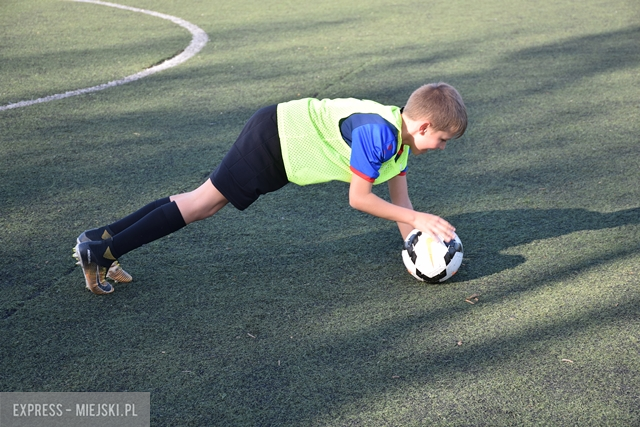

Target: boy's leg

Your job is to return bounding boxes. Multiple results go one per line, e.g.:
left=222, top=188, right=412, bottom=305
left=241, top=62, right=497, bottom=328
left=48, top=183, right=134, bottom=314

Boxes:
left=75, top=197, right=173, bottom=282
left=170, top=178, right=229, bottom=224
left=75, top=104, right=280, bottom=294
left=77, top=197, right=172, bottom=242
left=110, top=197, right=173, bottom=234
left=83, top=179, right=228, bottom=264
left=106, top=179, right=228, bottom=259
left=76, top=179, right=228, bottom=294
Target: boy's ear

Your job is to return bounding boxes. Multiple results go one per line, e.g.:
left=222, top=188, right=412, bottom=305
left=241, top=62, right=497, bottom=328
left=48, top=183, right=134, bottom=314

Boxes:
left=419, top=121, right=432, bottom=134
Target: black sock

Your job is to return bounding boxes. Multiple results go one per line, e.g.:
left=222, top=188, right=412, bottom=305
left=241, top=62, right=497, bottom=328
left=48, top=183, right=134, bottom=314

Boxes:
left=83, top=226, right=116, bottom=241
left=107, top=197, right=172, bottom=235
left=106, top=201, right=187, bottom=259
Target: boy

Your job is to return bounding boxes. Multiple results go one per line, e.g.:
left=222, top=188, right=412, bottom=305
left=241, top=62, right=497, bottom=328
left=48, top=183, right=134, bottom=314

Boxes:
left=74, top=82, right=467, bottom=294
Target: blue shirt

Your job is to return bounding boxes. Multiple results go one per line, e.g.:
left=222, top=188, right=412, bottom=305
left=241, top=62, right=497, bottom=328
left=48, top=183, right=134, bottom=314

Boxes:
left=340, top=113, right=407, bottom=182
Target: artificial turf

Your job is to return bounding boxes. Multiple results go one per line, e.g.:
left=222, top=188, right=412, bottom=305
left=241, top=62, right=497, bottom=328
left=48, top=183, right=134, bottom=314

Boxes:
left=1, top=0, right=639, bottom=425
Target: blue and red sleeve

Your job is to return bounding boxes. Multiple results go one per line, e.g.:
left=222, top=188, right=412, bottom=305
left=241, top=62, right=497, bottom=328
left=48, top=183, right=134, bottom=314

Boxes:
left=340, top=114, right=406, bottom=182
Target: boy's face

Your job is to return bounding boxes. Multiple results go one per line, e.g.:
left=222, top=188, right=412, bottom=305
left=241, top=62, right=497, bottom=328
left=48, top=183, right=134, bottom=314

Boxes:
left=405, top=122, right=454, bottom=155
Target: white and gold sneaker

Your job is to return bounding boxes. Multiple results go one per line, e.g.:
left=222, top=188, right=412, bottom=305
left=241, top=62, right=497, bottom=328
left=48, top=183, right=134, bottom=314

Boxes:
left=75, top=228, right=133, bottom=283
left=74, top=242, right=114, bottom=295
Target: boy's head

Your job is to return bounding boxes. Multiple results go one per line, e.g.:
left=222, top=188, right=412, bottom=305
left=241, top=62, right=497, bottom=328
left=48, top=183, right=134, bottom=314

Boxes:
left=404, top=83, right=467, bottom=139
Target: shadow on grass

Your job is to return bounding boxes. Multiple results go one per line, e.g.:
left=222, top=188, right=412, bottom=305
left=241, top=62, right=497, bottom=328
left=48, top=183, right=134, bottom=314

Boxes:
left=216, top=298, right=640, bottom=426
left=3, top=25, right=638, bottom=210
left=451, top=206, right=640, bottom=280
left=168, top=205, right=639, bottom=425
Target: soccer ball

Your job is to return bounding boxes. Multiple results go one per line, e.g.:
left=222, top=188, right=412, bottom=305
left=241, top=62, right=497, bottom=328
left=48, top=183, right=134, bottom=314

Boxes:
left=402, top=229, right=463, bottom=283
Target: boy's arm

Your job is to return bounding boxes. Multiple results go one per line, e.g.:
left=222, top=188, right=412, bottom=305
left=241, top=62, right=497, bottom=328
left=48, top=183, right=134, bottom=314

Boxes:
left=349, top=173, right=455, bottom=241
left=386, top=174, right=415, bottom=239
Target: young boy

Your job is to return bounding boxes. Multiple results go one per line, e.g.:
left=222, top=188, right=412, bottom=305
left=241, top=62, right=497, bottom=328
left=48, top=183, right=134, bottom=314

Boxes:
left=74, top=82, right=467, bottom=294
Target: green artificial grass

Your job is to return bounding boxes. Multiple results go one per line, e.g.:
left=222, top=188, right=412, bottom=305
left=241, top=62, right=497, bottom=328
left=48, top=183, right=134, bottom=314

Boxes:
left=1, top=0, right=639, bottom=425
left=0, top=0, right=190, bottom=106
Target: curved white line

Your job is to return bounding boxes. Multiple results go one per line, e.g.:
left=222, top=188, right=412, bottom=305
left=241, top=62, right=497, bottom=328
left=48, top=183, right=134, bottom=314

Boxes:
left=0, top=0, right=208, bottom=111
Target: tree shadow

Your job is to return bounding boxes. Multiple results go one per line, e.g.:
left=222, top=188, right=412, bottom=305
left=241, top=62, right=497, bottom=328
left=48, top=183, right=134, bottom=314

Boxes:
left=178, top=203, right=640, bottom=425
left=449, top=206, right=640, bottom=280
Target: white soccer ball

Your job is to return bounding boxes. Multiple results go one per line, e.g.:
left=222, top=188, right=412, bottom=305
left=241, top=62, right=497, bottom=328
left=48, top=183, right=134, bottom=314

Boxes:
left=402, top=229, right=463, bottom=283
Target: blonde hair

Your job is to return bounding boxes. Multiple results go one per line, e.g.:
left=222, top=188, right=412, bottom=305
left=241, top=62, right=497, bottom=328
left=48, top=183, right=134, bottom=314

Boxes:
left=404, top=83, right=467, bottom=138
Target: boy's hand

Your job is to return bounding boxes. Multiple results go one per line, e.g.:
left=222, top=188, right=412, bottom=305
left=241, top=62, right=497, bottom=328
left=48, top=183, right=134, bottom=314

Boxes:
left=412, top=212, right=456, bottom=242
left=350, top=173, right=456, bottom=242
left=386, top=176, right=456, bottom=241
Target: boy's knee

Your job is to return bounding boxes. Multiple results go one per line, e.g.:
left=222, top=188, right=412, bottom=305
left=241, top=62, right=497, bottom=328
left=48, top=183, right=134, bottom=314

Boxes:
left=175, top=184, right=228, bottom=224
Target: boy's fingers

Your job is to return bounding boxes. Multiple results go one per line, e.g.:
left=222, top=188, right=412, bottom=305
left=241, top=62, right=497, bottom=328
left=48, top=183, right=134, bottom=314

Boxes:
left=437, top=231, right=455, bottom=242
left=437, top=222, right=456, bottom=241
left=427, top=228, right=454, bottom=242
left=416, top=213, right=455, bottom=241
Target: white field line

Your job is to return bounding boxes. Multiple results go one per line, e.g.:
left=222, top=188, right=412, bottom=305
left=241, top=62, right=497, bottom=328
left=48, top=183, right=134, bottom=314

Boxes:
left=0, top=0, right=208, bottom=111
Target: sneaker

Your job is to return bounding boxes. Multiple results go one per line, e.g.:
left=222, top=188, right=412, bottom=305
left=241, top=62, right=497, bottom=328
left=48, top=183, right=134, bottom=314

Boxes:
left=76, top=229, right=133, bottom=283
left=106, top=261, right=133, bottom=283
left=74, top=242, right=114, bottom=295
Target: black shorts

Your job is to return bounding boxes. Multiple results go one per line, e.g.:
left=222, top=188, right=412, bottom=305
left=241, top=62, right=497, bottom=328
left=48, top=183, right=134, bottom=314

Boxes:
left=210, top=104, right=289, bottom=210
